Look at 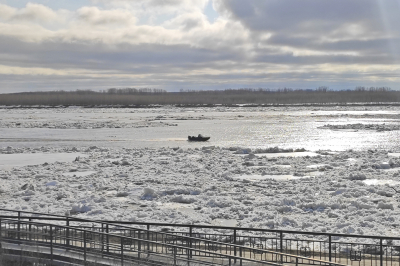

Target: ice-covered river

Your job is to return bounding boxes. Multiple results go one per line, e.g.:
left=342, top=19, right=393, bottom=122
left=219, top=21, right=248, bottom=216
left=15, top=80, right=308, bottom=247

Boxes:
left=2, top=106, right=400, bottom=236
left=1, top=106, right=400, bottom=151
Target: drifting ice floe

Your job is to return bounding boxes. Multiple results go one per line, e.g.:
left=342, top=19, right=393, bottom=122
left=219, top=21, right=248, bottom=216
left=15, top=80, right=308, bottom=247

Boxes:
left=1, top=145, right=400, bottom=237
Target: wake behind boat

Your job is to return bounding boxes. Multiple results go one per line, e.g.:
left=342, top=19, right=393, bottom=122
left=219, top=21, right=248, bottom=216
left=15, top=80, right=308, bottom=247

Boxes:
left=188, top=134, right=210, bottom=141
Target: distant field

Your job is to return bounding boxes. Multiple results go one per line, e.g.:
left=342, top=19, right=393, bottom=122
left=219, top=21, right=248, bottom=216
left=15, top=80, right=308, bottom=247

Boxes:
left=0, top=87, right=398, bottom=106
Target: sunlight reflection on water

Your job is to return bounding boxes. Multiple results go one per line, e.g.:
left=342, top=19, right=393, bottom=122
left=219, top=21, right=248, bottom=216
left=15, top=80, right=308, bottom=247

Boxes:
left=1, top=109, right=400, bottom=151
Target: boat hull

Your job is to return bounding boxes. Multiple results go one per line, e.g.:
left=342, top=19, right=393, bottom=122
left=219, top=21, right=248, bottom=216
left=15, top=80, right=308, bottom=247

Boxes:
left=188, top=136, right=210, bottom=141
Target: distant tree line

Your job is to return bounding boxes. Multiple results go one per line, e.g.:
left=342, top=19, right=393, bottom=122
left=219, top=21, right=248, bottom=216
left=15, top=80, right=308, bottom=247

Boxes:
left=104, top=88, right=166, bottom=94
left=0, top=87, right=398, bottom=106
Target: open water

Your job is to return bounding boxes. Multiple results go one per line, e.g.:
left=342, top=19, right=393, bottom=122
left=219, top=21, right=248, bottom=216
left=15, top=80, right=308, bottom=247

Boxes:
left=0, top=107, right=400, bottom=151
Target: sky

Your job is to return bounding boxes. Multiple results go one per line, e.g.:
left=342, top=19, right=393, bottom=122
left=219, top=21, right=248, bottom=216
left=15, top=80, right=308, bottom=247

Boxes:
left=0, top=0, right=399, bottom=93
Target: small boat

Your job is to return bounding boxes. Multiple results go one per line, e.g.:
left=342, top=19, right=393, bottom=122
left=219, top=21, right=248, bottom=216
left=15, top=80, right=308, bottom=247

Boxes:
left=188, top=134, right=210, bottom=141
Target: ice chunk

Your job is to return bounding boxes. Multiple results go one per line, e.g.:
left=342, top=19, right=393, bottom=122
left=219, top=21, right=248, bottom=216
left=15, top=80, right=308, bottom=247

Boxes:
left=377, top=202, right=394, bottom=210
left=376, top=190, right=394, bottom=197
left=207, top=199, right=232, bottom=208
left=116, top=191, right=129, bottom=197
left=171, top=195, right=196, bottom=204
left=348, top=173, right=366, bottom=180
left=141, top=188, right=158, bottom=200
left=70, top=204, right=92, bottom=213
left=45, top=181, right=58, bottom=186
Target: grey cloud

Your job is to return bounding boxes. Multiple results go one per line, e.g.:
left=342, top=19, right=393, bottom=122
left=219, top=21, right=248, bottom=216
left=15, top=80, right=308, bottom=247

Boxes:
left=220, top=0, right=400, bottom=33
left=0, top=33, right=399, bottom=92
left=266, top=35, right=400, bottom=57
left=163, top=12, right=207, bottom=31
left=179, top=16, right=205, bottom=31
left=253, top=52, right=397, bottom=66
left=322, top=39, right=400, bottom=58
left=217, top=0, right=400, bottom=67
left=0, top=36, right=238, bottom=72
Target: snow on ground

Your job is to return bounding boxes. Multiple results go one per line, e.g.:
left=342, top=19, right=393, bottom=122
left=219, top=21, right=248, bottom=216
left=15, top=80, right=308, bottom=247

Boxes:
left=1, top=145, right=400, bottom=237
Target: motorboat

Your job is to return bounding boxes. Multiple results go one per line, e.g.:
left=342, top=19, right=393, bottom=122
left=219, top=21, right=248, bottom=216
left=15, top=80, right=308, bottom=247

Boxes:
left=188, top=134, right=210, bottom=141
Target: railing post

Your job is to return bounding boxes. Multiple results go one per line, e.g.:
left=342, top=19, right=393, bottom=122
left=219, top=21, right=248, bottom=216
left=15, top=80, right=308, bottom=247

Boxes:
left=66, top=217, right=70, bottom=248
left=106, top=224, right=109, bottom=253
left=121, top=236, right=124, bottom=266
left=101, top=223, right=104, bottom=255
left=147, top=224, right=150, bottom=253
left=239, top=246, right=242, bottom=266
left=28, top=218, right=32, bottom=241
left=138, top=231, right=141, bottom=259
left=189, top=226, right=193, bottom=259
left=280, top=231, right=283, bottom=263
left=234, top=229, right=237, bottom=263
left=380, top=238, right=383, bottom=266
left=17, top=211, right=21, bottom=241
left=0, top=219, right=2, bottom=252
left=296, top=257, right=299, bottom=266
left=187, top=228, right=191, bottom=266
left=174, top=246, right=177, bottom=266
left=329, top=235, right=332, bottom=262
left=50, top=225, right=53, bottom=261
left=84, top=231, right=87, bottom=264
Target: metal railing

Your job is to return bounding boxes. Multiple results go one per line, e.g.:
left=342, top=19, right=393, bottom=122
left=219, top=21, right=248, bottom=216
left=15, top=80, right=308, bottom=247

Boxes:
left=0, top=208, right=387, bottom=266
left=0, top=216, right=348, bottom=266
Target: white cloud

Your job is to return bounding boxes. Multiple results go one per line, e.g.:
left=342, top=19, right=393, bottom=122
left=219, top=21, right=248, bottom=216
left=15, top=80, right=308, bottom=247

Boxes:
left=0, top=4, right=17, bottom=20
left=0, top=1, right=400, bottom=92
left=0, top=22, right=54, bottom=42
left=0, top=2, right=246, bottom=49
left=77, top=6, right=136, bottom=26
left=10, top=3, right=59, bottom=23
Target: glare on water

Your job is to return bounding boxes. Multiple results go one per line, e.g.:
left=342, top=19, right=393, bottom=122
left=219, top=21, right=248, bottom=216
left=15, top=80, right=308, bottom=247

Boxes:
left=0, top=107, right=399, bottom=151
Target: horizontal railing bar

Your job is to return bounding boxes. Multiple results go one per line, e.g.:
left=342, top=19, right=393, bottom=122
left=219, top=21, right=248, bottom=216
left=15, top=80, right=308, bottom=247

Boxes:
left=1, top=208, right=399, bottom=240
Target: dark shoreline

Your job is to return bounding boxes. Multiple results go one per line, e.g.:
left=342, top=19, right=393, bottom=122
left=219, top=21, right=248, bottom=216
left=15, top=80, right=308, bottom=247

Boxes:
left=1, top=102, right=400, bottom=109
left=0, top=88, right=398, bottom=107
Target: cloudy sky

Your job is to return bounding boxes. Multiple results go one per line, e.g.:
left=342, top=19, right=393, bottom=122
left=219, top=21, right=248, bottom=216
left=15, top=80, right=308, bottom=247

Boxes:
left=0, top=0, right=399, bottom=93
